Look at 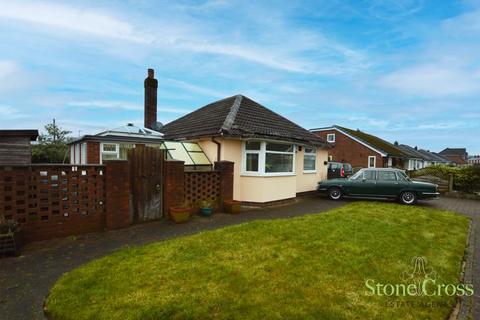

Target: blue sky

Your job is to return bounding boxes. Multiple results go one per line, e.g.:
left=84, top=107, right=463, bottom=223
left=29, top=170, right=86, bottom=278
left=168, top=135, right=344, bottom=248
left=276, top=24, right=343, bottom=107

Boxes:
left=0, top=0, right=479, bottom=154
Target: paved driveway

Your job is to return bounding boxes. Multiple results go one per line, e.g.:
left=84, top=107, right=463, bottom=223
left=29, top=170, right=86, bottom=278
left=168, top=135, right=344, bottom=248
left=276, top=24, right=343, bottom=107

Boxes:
left=0, top=196, right=478, bottom=320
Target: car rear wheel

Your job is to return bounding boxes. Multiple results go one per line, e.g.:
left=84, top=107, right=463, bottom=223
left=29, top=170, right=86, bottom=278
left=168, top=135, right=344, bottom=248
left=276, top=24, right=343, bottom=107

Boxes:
left=328, top=187, right=342, bottom=200
left=399, top=191, right=417, bottom=205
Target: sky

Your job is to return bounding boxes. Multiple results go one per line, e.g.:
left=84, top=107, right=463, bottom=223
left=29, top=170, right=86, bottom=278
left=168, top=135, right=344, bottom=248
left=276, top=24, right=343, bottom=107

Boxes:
left=0, top=0, right=479, bottom=154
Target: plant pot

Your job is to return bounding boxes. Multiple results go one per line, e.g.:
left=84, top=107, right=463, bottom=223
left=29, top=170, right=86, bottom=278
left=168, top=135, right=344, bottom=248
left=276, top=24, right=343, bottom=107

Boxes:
left=200, top=207, right=213, bottom=217
left=169, top=207, right=191, bottom=223
left=224, top=200, right=241, bottom=214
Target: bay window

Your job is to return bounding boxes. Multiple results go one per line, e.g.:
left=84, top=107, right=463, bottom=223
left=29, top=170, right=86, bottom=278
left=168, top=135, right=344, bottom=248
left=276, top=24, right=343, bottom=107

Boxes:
left=303, top=147, right=316, bottom=172
left=242, top=141, right=295, bottom=175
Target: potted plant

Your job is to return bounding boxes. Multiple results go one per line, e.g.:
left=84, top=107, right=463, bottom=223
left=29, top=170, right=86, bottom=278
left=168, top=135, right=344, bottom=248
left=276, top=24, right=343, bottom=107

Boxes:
left=199, top=200, right=214, bottom=217
left=0, top=216, right=21, bottom=257
left=169, top=202, right=191, bottom=224
left=224, top=199, right=241, bottom=214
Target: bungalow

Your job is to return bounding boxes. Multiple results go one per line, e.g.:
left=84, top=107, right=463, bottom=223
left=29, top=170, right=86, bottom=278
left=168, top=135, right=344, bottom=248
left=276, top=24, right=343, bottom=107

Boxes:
left=310, top=125, right=409, bottom=169
left=161, top=95, right=330, bottom=204
left=70, top=69, right=330, bottom=205
left=395, top=143, right=451, bottom=169
left=0, top=130, right=39, bottom=165
left=439, top=148, right=468, bottom=166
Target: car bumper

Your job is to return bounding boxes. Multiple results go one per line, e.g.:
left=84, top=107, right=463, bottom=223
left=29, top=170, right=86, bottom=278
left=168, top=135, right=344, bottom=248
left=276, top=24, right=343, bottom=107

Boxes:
left=317, top=186, right=328, bottom=193
left=419, top=192, right=440, bottom=200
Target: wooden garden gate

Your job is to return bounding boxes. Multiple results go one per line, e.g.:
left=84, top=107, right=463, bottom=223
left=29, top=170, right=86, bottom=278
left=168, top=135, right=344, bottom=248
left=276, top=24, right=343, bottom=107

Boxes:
left=128, top=145, right=165, bottom=222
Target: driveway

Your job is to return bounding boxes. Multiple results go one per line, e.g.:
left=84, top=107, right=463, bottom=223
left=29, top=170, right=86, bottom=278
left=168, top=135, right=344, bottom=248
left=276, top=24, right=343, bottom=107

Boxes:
left=0, top=196, right=478, bottom=319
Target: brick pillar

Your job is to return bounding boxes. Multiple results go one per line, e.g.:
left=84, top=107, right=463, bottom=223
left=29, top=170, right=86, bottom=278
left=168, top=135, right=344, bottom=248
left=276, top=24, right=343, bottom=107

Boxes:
left=87, top=141, right=100, bottom=164
left=105, top=160, right=132, bottom=230
left=163, top=160, right=185, bottom=215
left=214, top=161, right=234, bottom=205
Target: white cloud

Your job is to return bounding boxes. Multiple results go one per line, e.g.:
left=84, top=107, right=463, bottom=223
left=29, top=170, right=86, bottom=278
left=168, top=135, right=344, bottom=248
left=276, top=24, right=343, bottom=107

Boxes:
left=379, top=64, right=480, bottom=96
left=163, top=79, right=230, bottom=98
left=0, top=1, right=367, bottom=75
left=0, top=60, right=17, bottom=79
left=67, top=100, right=191, bottom=114
left=0, top=104, right=27, bottom=119
left=0, top=1, right=153, bottom=43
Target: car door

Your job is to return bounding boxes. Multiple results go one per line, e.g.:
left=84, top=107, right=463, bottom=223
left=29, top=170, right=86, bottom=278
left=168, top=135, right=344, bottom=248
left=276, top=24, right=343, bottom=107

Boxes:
left=375, top=170, right=400, bottom=197
left=348, top=169, right=377, bottom=196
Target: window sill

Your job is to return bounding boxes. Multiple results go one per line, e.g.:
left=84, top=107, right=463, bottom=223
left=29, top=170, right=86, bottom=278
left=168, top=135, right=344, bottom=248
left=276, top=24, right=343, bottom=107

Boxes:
left=241, top=172, right=296, bottom=177
left=302, top=170, right=317, bottom=174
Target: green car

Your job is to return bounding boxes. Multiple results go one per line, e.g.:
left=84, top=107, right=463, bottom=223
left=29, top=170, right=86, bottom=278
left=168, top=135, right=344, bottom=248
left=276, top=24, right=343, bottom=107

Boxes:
left=317, top=168, right=439, bottom=205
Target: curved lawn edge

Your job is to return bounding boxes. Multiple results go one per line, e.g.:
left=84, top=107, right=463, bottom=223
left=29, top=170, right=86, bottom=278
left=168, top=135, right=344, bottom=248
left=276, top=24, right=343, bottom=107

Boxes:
left=45, top=202, right=470, bottom=320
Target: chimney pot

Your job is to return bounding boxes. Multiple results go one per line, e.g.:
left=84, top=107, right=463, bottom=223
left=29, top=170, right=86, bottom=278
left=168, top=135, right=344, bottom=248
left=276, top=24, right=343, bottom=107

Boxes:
left=148, top=68, right=154, bottom=79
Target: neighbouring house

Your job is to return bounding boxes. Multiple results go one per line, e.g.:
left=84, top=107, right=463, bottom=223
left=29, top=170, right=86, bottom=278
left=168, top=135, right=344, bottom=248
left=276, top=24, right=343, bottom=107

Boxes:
left=161, top=94, right=330, bottom=204
left=415, top=149, right=452, bottom=166
left=310, top=125, right=409, bottom=169
left=0, top=130, right=39, bottom=165
left=68, top=69, right=212, bottom=170
left=394, top=143, right=425, bottom=170
left=468, top=155, right=480, bottom=165
left=395, top=144, right=452, bottom=169
left=439, top=148, right=468, bottom=165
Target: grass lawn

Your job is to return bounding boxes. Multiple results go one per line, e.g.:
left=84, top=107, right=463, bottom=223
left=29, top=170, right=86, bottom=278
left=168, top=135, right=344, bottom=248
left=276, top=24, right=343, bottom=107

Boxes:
left=45, top=202, right=470, bottom=320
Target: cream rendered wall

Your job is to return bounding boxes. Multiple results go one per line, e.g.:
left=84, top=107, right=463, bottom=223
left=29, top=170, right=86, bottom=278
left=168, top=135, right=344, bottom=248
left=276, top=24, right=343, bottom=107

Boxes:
left=295, top=147, right=329, bottom=193
left=197, top=138, right=328, bottom=203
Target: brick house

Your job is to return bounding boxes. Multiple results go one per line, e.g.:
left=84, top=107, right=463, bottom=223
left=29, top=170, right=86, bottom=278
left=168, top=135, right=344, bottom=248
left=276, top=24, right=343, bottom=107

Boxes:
left=310, top=125, right=410, bottom=169
left=439, top=148, right=468, bottom=166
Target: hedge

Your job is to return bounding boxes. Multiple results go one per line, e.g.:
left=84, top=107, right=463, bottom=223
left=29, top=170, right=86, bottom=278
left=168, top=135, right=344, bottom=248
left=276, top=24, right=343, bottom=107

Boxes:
left=411, top=165, right=480, bottom=193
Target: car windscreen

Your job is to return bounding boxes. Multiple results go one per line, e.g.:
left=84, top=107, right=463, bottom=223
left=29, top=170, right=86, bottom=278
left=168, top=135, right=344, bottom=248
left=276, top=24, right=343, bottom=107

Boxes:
left=343, top=164, right=352, bottom=172
left=350, top=170, right=363, bottom=180
left=396, top=171, right=411, bottom=181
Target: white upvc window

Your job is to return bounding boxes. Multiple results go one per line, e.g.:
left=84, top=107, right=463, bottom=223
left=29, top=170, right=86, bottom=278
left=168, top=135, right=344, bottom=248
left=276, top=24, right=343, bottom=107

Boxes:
left=326, top=133, right=335, bottom=143
left=242, top=141, right=295, bottom=176
left=100, top=143, right=136, bottom=163
left=368, top=156, right=376, bottom=168
left=303, top=147, right=316, bottom=173
left=100, top=143, right=119, bottom=163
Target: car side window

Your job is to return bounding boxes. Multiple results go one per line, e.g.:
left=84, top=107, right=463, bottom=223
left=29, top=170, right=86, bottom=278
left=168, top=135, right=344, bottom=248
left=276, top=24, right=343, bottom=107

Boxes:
left=378, top=171, right=397, bottom=181
left=363, top=170, right=376, bottom=180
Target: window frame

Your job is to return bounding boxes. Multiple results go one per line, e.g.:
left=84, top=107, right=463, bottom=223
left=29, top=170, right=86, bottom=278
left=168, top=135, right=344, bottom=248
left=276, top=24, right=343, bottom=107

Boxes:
left=303, top=147, right=317, bottom=173
left=100, top=143, right=120, bottom=164
left=326, top=133, right=335, bottom=143
left=241, top=141, right=296, bottom=177
left=368, top=155, right=376, bottom=168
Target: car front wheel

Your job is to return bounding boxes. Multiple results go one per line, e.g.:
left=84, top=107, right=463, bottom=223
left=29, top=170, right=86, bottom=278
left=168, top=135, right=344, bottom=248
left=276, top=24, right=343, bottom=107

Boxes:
left=328, top=187, right=343, bottom=200
left=399, top=191, right=417, bottom=205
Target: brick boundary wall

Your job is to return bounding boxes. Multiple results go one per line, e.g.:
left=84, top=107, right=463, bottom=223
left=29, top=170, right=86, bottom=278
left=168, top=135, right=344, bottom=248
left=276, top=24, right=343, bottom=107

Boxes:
left=0, top=162, right=132, bottom=243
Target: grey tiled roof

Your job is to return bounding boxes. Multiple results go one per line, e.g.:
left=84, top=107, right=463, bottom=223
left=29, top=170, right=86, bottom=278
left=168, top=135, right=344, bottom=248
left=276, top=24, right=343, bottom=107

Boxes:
left=161, top=95, right=328, bottom=146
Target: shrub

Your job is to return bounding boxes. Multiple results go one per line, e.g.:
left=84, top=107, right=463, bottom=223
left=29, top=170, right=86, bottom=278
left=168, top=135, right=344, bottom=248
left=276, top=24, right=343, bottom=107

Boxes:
left=411, top=165, right=480, bottom=193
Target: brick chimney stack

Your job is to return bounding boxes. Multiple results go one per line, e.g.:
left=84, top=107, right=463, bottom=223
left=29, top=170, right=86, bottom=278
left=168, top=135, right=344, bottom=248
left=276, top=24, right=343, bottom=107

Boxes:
left=144, top=68, right=158, bottom=130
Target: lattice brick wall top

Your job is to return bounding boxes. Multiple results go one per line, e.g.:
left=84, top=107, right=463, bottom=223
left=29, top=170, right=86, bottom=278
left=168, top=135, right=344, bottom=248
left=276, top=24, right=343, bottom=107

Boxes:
left=184, top=171, right=220, bottom=206
left=0, top=165, right=106, bottom=225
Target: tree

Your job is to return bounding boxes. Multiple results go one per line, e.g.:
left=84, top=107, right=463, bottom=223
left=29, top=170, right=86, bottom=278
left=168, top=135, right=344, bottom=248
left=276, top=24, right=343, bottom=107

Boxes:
left=32, top=119, right=72, bottom=163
